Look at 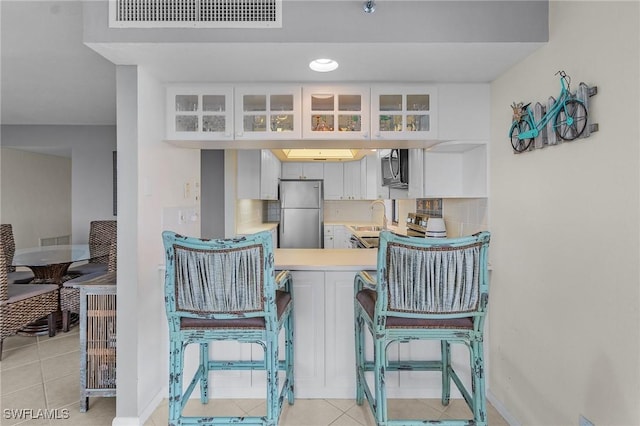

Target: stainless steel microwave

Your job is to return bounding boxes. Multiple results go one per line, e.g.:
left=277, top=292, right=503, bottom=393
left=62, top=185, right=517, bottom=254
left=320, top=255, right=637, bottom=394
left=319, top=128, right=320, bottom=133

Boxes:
left=381, top=149, right=409, bottom=189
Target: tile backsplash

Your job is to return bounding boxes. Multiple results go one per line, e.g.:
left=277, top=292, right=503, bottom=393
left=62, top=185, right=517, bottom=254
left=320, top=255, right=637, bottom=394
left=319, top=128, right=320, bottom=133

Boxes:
left=236, top=199, right=264, bottom=229
left=237, top=197, right=487, bottom=239
left=441, top=198, right=488, bottom=237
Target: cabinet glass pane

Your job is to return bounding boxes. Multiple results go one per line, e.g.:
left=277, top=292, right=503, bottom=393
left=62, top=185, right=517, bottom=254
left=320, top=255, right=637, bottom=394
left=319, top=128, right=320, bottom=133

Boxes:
left=311, top=115, right=334, bottom=131
left=203, top=95, right=226, bottom=112
left=244, top=115, right=267, bottom=132
left=271, top=114, right=294, bottom=132
left=407, top=94, right=430, bottom=111
left=338, top=94, right=361, bottom=112
left=379, top=115, right=402, bottom=132
left=379, top=95, right=402, bottom=111
left=176, top=95, right=198, bottom=112
left=407, top=114, right=430, bottom=131
left=311, top=95, right=334, bottom=111
left=243, top=95, right=266, bottom=112
left=203, top=115, right=226, bottom=132
left=270, top=94, right=294, bottom=111
left=338, top=115, right=361, bottom=132
left=176, top=115, right=198, bottom=132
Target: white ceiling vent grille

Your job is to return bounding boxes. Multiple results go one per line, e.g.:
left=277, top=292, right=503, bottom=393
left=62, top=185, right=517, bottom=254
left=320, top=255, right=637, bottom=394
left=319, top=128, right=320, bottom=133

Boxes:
left=109, top=0, right=282, bottom=28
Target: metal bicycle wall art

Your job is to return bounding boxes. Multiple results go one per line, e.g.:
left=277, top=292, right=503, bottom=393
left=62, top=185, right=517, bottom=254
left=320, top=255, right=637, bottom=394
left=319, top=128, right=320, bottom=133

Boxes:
left=509, top=70, right=598, bottom=153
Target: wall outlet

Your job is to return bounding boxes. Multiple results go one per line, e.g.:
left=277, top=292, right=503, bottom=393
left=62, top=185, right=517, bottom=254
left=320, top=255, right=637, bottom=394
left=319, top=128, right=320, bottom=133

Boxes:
left=579, top=415, right=594, bottom=426
left=178, top=210, right=186, bottom=225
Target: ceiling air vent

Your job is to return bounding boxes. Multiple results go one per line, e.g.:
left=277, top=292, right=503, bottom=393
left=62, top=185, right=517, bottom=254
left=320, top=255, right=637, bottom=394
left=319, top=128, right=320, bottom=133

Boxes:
left=109, top=0, right=282, bottom=28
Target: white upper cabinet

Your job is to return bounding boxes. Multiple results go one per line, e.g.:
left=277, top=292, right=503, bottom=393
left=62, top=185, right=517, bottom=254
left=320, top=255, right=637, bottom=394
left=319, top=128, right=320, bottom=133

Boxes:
left=423, top=141, right=488, bottom=198
left=260, top=149, right=281, bottom=200
left=323, top=163, right=345, bottom=200
left=343, top=161, right=363, bottom=200
left=323, top=160, right=367, bottom=201
left=234, top=85, right=302, bottom=140
left=406, top=148, right=424, bottom=199
left=281, top=162, right=324, bottom=180
left=364, top=153, right=388, bottom=200
left=302, top=86, right=370, bottom=140
left=166, top=85, right=234, bottom=140
left=371, top=85, right=437, bottom=140
left=236, top=149, right=281, bottom=200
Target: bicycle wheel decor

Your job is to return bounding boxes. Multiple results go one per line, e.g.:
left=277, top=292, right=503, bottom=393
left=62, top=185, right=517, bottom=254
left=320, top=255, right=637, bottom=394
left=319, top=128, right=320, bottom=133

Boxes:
left=554, top=99, right=588, bottom=141
left=510, top=119, right=533, bottom=153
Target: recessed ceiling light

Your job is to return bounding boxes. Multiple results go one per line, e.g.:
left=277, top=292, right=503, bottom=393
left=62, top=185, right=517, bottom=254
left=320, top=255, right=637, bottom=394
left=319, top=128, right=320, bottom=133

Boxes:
left=309, top=58, right=339, bottom=73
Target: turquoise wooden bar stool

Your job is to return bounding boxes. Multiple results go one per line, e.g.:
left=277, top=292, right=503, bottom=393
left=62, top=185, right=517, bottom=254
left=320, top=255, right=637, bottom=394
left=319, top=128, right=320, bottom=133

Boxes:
left=354, top=231, right=491, bottom=426
left=162, top=231, right=294, bottom=426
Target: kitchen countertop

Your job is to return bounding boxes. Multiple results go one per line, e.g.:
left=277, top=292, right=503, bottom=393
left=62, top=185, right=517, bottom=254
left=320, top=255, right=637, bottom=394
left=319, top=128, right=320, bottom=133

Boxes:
left=236, top=222, right=278, bottom=235
left=275, top=249, right=377, bottom=271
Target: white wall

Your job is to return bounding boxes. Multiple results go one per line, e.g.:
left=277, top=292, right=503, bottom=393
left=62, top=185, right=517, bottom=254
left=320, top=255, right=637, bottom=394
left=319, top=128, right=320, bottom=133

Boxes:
left=489, top=2, right=639, bottom=425
left=0, top=125, right=116, bottom=243
left=114, top=64, right=201, bottom=425
left=0, top=148, right=71, bottom=247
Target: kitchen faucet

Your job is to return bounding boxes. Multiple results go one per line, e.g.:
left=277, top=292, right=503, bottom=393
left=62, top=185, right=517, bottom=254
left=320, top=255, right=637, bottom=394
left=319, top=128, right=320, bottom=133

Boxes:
left=370, top=200, right=387, bottom=230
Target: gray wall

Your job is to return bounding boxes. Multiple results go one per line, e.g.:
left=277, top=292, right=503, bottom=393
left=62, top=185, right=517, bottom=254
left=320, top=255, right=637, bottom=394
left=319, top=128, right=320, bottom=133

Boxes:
left=1, top=125, right=116, bottom=244
left=201, top=150, right=225, bottom=239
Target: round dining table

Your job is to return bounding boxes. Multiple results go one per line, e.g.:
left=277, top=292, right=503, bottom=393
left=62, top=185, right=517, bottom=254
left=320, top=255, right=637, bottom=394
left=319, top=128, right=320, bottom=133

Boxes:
left=13, top=244, right=91, bottom=284
left=12, top=244, right=92, bottom=334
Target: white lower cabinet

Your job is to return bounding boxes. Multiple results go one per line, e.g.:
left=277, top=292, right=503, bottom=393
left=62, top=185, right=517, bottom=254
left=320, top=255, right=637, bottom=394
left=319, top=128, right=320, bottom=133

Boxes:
left=291, top=270, right=364, bottom=398
left=323, top=225, right=335, bottom=248
left=325, top=225, right=351, bottom=249
left=291, top=271, right=326, bottom=394
left=324, top=272, right=357, bottom=392
left=334, top=225, right=352, bottom=248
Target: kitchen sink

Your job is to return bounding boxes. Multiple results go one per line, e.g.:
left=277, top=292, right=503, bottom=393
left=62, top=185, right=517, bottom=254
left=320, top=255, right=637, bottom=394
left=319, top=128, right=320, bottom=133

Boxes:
left=351, top=225, right=383, bottom=232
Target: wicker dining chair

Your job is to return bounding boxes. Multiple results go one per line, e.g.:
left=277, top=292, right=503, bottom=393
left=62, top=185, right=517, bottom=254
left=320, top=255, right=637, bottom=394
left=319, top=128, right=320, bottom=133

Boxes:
left=162, top=230, right=295, bottom=426
left=354, top=230, right=491, bottom=426
left=68, top=220, right=117, bottom=276
left=61, top=240, right=117, bottom=332
left=0, top=241, right=58, bottom=360
left=0, top=224, right=34, bottom=284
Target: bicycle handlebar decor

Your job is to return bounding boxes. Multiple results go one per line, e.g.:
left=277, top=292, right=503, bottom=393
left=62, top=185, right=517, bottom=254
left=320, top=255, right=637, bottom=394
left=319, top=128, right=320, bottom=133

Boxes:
left=509, top=70, right=598, bottom=154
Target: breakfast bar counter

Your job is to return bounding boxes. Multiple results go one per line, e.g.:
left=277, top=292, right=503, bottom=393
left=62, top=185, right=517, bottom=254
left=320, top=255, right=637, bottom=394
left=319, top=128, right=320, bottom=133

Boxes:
left=275, top=248, right=377, bottom=271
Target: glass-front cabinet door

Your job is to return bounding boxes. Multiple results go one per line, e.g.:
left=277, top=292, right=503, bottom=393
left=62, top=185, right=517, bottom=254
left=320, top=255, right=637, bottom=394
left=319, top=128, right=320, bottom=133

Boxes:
left=371, top=85, right=437, bottom=140
left=234, top=85, right=301, bottom=140
left=166, top=85, right=233, bottom=140
left=302, top=86, right=370, bottom=139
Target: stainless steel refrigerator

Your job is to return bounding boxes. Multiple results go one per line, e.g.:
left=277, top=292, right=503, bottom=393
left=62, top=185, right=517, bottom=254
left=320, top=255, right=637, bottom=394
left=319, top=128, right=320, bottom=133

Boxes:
left=279, top=180, right=323, bottom=248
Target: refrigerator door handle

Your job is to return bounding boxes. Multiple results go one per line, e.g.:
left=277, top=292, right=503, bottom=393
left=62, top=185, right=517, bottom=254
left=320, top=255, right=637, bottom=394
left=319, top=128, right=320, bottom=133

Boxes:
left=281, top=210, right=284, bottom=234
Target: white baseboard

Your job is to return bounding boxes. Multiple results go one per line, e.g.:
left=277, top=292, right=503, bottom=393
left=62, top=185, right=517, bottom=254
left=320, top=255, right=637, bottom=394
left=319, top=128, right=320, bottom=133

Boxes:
left=111, top=387, right=167, bottom=426
left=111, top=417, right=140, bottom=426
left=487, top=389, right=520, bottom=426
left=139, top=387, right=167, bottom=425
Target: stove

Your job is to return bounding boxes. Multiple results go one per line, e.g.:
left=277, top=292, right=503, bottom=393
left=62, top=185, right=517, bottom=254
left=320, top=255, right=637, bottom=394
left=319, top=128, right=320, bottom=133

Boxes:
left=406, top=212, right=431, bottom=237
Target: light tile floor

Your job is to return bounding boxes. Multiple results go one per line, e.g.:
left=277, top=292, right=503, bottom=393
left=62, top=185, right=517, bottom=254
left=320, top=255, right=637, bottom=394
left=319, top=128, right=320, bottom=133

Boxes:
left=1, top=330, right=509, bottom=425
